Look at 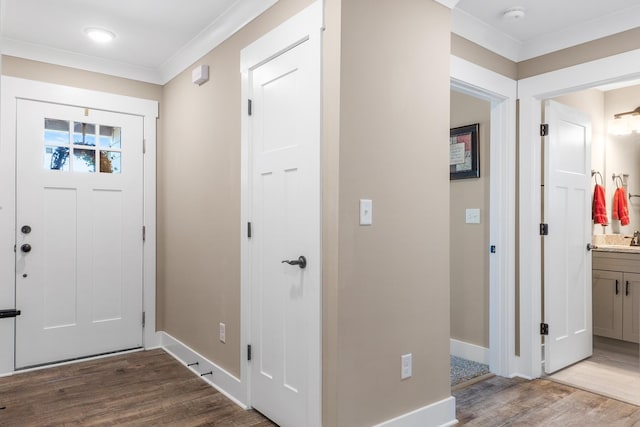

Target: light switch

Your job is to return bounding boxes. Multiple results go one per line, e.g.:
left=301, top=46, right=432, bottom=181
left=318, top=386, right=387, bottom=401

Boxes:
left=360, top=199, right=372, bottom=225
left=465, top=208, right=481, bottom=224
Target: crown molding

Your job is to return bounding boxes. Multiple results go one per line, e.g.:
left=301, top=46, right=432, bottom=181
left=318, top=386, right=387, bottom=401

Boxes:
left=1, top=37, right=163, bottom=84
left=453, top=3, right=640, bottom=63
left=451, top=8, right=522, bottom=62
left=158, top=0, right=278, bottom=84
left=434, top=0, right=460, bottom=9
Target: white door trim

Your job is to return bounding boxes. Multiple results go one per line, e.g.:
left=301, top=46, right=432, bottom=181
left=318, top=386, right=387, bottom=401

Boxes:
left=450, top=55, right=517, bottom=378
left=0, top=76, right=159, bottom=374
left=518, top=48, right=640, bottom=379
left=239, top=0, right=322, bottom=420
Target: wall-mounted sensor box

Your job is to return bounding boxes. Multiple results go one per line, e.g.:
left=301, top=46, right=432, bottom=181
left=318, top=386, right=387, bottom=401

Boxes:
left=192, top=65, right=209, bottom=85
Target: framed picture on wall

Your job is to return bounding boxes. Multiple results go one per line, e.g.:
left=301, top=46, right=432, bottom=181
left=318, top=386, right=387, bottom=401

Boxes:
left=449, top=123, right=479, bottom=180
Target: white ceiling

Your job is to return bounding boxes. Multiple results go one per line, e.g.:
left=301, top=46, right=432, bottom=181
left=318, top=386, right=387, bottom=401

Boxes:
left=1, top=0, right=639, bottom=85
left=0, top=0, right=277, bottom=84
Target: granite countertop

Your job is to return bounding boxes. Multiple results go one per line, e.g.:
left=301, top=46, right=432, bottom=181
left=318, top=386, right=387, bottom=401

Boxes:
left=592, top=234, right=640, bottom=253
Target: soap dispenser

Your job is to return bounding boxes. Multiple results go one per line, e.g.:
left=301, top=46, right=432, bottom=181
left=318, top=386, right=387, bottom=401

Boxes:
left=632, top=231, right=640, bottom=246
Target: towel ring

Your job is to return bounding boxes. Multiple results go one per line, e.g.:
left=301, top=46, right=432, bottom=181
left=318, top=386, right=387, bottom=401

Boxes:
left=613, top=175, right=624, bottom=189
left=592, top=171, right=603, bottom=186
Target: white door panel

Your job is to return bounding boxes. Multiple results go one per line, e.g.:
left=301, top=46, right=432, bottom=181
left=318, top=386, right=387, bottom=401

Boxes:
left=543, top=100, right=592, bottom=374
left=16, top=100, right=144, bottom=369
left=247, top=8, right=321, bottom=427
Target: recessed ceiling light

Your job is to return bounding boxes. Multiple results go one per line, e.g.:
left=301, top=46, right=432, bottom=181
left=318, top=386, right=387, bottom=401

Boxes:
left=84, top=27, right=116, bottom=43
left=503, top=7, right=526, bottom=21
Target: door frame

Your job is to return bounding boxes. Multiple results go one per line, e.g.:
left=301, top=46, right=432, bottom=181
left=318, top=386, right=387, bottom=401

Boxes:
left=0, top=76, right=159, bottom=374
left=451, top=56, right=517, bottom=377
left=518, top=48, right=640, bottom=379
left=239, top=1, right=322, bottom=421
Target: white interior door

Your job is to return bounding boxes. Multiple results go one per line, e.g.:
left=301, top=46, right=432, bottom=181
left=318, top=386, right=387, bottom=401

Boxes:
left=543, top=99, right=592, bottom=374
left=246, top=5, right=321, bottom=426
left=15, top=99, right=144, bottom=369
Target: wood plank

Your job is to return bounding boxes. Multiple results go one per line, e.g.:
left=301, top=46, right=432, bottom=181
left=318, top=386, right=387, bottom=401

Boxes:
left=0, top=349, right=275, bottom=426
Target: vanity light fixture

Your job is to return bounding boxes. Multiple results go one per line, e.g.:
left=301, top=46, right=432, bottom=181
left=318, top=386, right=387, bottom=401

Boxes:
left=84, top=27, right=116, bottom=43
left=609, top=106, right=640, bottom=135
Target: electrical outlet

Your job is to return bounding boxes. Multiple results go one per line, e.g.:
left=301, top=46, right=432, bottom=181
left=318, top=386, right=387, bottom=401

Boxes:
left=401, top=353, right=412, bottom=379
left=219, top=322, right=226, bottom=343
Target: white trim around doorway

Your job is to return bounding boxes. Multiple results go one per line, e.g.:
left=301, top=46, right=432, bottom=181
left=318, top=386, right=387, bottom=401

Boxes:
left=518, top=48, right=640, bottom=379
left=451, top=55, right=517, bottom=378
left=0, top=76, right=159, bottom=375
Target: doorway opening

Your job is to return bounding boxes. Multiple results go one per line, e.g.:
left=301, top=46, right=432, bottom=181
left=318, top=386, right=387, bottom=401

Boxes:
left=449, top=89, right=492, bottom=387
left=543, top=83, right=640, bottom=406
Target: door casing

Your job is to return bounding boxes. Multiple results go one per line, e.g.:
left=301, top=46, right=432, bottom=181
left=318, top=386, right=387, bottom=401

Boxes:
left=519, top=49, right=640, bottom=379
left=240, top=1, right=322, bottom=423
left=0, top=76, right=159, bottom=374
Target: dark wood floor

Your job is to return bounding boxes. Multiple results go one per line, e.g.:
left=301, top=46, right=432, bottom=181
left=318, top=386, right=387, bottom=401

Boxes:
left=454, top=375, right=640, bottom=426
left=3, top=349, right=640, bottom=426
left=0, top=349, right=275, bottom=426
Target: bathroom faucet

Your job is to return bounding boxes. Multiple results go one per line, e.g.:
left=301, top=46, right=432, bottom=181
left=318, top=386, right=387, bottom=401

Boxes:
left=632, top=231, right=640, bottom=246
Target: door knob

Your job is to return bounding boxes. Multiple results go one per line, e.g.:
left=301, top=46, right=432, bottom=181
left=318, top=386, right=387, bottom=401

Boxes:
left=21, top=225, right=32, bottom=234
left=586, top=243, right=594, bottom=251
left=21, top=244, right=32, bottom=253
left=281, top=256, right=307, bottom=269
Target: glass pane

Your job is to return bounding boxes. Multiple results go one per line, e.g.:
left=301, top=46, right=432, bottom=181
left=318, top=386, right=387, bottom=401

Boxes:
left=44, top=119, right=70, bottom=145
left=73, top=122, right=96, bottom=146
left=73, top=148, right=96, bottom=172
left=100, top=151, right=121, bottom=174
left=99, top=125, right=122, bottom=149
left=44, top=146, right=70, bottom=171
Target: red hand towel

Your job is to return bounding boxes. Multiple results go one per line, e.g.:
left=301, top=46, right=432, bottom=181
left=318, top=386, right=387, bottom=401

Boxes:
left=592, top=184, right=608, bottom=225
left=613, top=187, right=630, bottom=226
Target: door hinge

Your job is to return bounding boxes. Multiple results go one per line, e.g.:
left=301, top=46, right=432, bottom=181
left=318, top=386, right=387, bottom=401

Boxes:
left=142, top=311, right=146, bottom=328
left=248, top=99, right=253, bottom=116
left=143, top=139, right=146, bottom=154
left=540, top=123, right=549, bottom=136
left=490, top=245, right=496, bottom=253
left=540, top=323, right=549, bottom=335
left=0, top=309, right=21, bottom=318
left=247, top=344, right=252, bottom=361
left=13, top=244, right=16, bottom=253
left=540, top=223, right=549, bottom=235
left=142, top=226, right=146, bottom=242
left=247, top=222, right=252, bottom=239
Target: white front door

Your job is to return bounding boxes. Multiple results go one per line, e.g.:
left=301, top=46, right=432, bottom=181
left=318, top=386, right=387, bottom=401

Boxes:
left=543, top=99, right=592, bottom=374
left=15, top=99, right=144, bottom=369
left=244, top=3, right=321, bottom=426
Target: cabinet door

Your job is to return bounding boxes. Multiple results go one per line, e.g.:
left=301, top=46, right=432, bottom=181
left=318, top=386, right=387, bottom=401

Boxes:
left=622, top=272, right=640, bottom=343
left=592, top=270, right=623, bottom=339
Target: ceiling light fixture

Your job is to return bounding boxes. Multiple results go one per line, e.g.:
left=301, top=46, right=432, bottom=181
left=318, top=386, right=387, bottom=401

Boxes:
left=502, top=7, right=526, bottom=21
left=609, top=106, right=640, bottom=135
left=84, top=27, right=116, bottom=43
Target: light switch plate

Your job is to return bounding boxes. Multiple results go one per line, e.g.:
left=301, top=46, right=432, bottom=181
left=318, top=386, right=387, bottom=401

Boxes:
left=401, top=353, right=412, bottom=379
left=465, top=208, right=481, bottom=224
left=360, top=199, right=372, bottom=225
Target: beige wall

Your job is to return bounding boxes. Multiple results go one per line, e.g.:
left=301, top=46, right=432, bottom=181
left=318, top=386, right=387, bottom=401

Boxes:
left=603, top=86, right=640, bottom=234
left=450, top=90, right=490, bottom=348
left=451, top=34, right=517, bottom=80
left=518, top=27, right=640, bottom=80
left=160, top=0, right=314, bottom=378
left=1, top=56, right=162, bottom=102
left=331, top=0, right=452, bottom=424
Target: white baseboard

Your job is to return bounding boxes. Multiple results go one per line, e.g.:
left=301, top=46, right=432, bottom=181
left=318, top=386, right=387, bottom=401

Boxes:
left=157, top=331, right=248, bottom=408
left=450, top=339, right=489, bottom=365
left=373, top=396, right=457, bottom=427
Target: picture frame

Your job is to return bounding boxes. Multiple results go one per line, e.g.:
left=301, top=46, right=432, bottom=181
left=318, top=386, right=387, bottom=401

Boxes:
left=449, top=123, right=479, bottom=180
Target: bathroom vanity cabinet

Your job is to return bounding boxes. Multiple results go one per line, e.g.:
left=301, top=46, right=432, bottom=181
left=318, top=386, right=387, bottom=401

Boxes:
left=592, top=250, right=640, bottom=344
